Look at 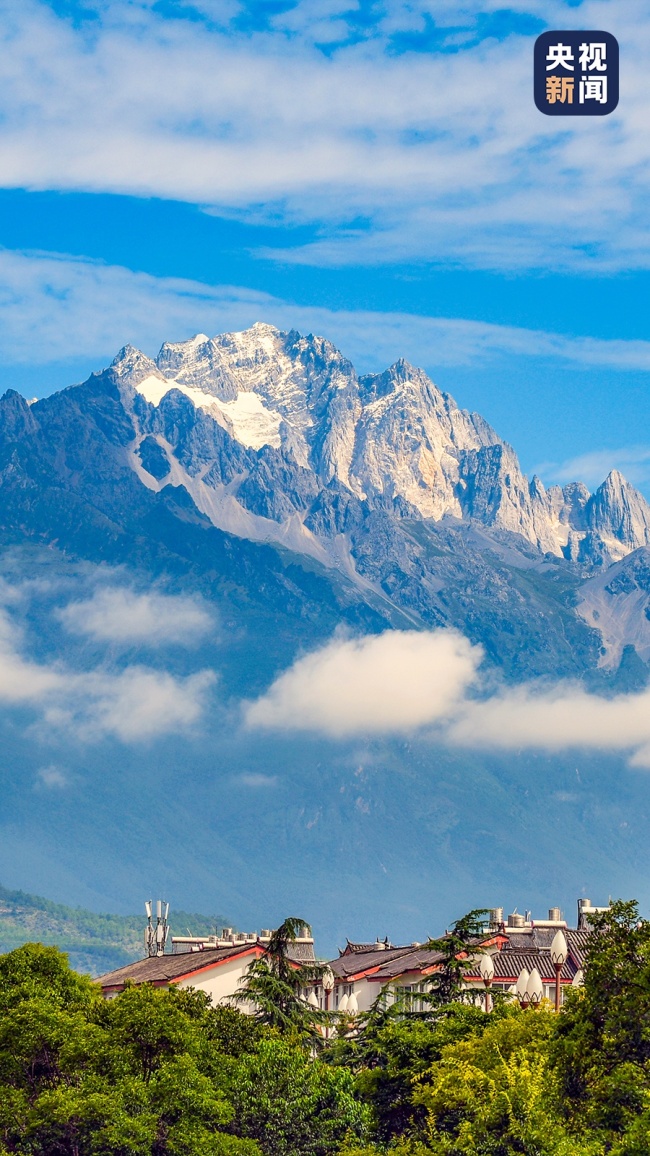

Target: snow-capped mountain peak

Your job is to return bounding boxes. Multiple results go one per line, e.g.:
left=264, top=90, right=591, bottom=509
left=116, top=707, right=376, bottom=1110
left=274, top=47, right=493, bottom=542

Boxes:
left=107, top=324, right=650, bottom=567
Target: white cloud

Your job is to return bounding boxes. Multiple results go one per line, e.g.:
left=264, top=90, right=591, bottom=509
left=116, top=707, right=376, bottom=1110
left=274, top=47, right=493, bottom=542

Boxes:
left=234, top=772, right=279, bottom=788
left=0, top=610, right=63, bottom=702
left=0, top=0, right=649, bottom=270
left=245, top=626, right=650, bottom=766
left=536, top=446, right=650, bottom=490
left=35, top=764, right=68, bottom=789
left=68, top=665, right=215, bottom=742
left=4, top=249, right=650, bottom=378
left=447, top=682, right=650, bottom=769
left=0, top=606, right=214, bottom=742
left=244, top=629, right=482, bottom=737
left=58, top=586, right=213, bottom=646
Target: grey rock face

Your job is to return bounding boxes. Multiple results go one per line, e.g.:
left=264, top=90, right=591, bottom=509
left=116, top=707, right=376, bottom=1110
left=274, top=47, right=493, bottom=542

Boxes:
left=578, top=547, right=650, bottom=669
left=157, top=335, right=240, bottom=401
left=585, top=470, right=650, bottom=556
left=110, top=324, right=650, bottom=568
left=0, top=322, right=647, bottom=684
left=137, top=435, right=170, bottom=481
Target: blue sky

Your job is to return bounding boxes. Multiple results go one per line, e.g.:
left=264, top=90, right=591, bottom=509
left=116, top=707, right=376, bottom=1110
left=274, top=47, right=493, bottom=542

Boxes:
left=1, top=0, right=650, bottom=492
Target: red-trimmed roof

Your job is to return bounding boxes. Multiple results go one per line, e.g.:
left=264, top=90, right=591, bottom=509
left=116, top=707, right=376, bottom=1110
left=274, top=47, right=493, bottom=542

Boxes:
left=97, top=943, right=265, bottom=991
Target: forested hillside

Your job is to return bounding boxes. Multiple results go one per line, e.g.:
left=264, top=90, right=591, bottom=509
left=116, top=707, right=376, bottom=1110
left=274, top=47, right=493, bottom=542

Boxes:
left=0, top=884, right=220, bottom=974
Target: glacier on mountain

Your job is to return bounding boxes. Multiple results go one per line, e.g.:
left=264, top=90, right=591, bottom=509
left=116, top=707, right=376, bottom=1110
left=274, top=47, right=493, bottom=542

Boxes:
left=1, top=320, right=649, bottom=687
left=111, top=322, right=650, bottom=568
left=5, top=328, right=650, bottom=936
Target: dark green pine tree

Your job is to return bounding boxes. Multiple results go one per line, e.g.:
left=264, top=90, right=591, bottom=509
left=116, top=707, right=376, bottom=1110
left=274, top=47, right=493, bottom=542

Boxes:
left=235, top=917, right=325, bottom=1041
left=423, top=908, right=490, bottom=1007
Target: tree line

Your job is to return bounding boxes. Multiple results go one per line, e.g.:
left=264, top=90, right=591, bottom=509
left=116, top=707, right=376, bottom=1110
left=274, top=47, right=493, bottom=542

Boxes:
left=1, top=901, right=650, bottom=1155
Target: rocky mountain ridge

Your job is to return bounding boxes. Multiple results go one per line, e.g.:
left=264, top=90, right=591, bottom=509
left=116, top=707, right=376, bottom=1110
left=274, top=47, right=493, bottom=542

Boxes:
left=111, top=323, right=650, bottom=568
left=2, top=327, right=650, bottom=937
left=0, top=322, right=648, bottom=685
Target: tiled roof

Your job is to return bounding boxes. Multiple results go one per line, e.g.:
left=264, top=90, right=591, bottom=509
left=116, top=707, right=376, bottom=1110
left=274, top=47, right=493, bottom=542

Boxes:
left=369, top=947, right=447, bottom=982
left=97, top=942, right=262, bottom=989
left=343, top=933, right=588, bottom=986
left=566, top=933, right=590, bottom=970
left=340, top=940, right=395, bottom=955
left=501, top=933, right=537, bottom=953
left=329, top=945, right=415, bottom=980
left=501, top=928, right=590, bottom=954
left=328, top=931, right=508, bottom=986
left=359, top=933, right=507, bottom=984
left=499, top=928, right=590, bottom=973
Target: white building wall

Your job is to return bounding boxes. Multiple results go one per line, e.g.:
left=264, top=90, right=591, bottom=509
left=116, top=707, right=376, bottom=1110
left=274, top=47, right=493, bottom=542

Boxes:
left=175, top=952, right=257, bottom=1008
left=333, top=978, right=377, bottom=1014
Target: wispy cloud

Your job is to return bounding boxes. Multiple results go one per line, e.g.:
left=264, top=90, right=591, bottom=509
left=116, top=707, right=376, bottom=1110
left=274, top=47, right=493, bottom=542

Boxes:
left=246, top=626, right=650, bottom=767
left=0, top=1, right=649, bottom=271
left=0, top=249, right=272, bottom=366
left=3, top=249, right=650, bottom=379
left=448, top=682, right=650, bottom=770
left=58, top=586, right=213, bottom=647
left=64, top=665, right=215, bottom=743
left=35, top=764, right=68, bottom=789
left=536, top=446, right=650, bottom=490
left=0, top=604, right=214, bottom=742
left=234, top=772, right=279, bottom=788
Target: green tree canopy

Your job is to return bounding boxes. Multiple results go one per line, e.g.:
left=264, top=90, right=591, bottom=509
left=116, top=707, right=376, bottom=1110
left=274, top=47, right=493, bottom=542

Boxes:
left=0, top=943, right=258, bottom=1156
left=229, top=1037, right=370, bottom=1156
left=415, top=1007, right=601, bottom=1156
left=235, top=917, right=324, bottom=1040
left=328, top=999, right=492, bottom=1142
left=6, top=902, right=650, bottom=1156
left=552, top=898, right=650, bottom=1145
left=424, top=910, right=490, bottom=1009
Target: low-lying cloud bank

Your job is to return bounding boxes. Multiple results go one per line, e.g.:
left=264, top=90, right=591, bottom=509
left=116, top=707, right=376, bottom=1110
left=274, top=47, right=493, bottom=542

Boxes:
left=245, top=630, right=482, bottom=738
left=245, top=628, right=650, bottom=768
left=58, top=586, right=212, bottom=647
left=0, top=604, right=214, bottom=742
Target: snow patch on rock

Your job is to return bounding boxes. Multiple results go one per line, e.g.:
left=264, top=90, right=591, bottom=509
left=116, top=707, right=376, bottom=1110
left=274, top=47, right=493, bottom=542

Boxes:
left=134, top=375, right=282, bottom=450
left=116, top=324, right=650, bottom=568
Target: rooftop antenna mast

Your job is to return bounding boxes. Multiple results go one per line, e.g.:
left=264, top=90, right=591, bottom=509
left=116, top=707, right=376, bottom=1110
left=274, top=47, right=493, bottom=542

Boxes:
left=144, top=899, right=170, bottom=957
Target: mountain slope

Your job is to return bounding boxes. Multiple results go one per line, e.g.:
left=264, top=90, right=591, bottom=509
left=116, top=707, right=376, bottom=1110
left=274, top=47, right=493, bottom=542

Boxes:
left=0, top=324, right=649, bottom=946
left=111, top=323, right=650, bottom=566
left=0, top=380, right=594, bottom=683
left=0, top=884, right=221, bottom=976
left=0, top=323, right=646, bottom=682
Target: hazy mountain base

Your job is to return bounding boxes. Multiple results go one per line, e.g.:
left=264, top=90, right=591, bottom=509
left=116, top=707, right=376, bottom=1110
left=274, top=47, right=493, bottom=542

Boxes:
left=1, top=334, right=650, bottom=946
left=0, top=540, right=646, bottom=953
left=0, top=667, right=647, bottom=955
left=0, top=883, right=223, bottom=975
